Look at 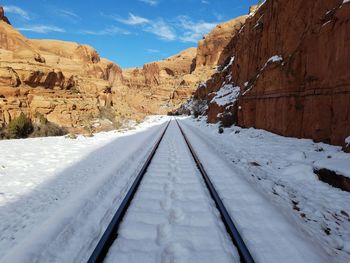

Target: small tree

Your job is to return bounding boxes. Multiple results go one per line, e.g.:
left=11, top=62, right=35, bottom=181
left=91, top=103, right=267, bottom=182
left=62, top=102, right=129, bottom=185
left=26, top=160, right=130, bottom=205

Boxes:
left=7, top=113, right=33, bottom=139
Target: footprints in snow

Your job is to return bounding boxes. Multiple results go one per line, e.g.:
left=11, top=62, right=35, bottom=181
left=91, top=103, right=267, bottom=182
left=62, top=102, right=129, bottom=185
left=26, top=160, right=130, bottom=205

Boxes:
left=154, top=140, right=190, bottom=261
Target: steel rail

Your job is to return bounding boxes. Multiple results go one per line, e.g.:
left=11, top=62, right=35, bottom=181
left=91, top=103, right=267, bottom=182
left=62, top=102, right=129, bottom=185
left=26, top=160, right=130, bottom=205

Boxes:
left=175, top=119, right=255, bottom=263
left=87, top=121, right=170, bottom=263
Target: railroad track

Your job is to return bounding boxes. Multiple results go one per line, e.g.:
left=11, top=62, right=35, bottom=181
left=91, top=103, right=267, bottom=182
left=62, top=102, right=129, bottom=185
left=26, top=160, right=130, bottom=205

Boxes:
left=87, top=119, right=254, bottom=263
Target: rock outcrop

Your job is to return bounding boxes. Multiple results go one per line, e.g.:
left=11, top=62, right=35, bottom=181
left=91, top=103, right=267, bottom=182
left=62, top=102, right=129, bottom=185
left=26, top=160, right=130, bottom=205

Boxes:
left=0, top=13, right=128, bottom=132
left=188, top=0, right=350, bottom=146
left=196, top=15, right=247, bottom=67
left=120, top=48, right=215, bottom=115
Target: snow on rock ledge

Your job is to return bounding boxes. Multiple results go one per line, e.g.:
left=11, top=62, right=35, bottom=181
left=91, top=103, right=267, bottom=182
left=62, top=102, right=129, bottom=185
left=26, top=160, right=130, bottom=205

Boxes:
left=207, top=84, right=240, bottom=124
left=344, top=136, right=350, bottom=152
left=210, top=84, right=240, bottom=106
left=314, top=159, right=350, bottom=179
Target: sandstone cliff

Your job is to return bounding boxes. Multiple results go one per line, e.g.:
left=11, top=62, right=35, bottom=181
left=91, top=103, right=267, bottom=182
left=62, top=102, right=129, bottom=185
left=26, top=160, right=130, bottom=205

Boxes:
left=196, top=15, right=247, bottom=67
left=0, top=8, right=129, bottom=133
left=186, top=0, right=350, bottom=146
left=120, top=48, right=214, bottom=115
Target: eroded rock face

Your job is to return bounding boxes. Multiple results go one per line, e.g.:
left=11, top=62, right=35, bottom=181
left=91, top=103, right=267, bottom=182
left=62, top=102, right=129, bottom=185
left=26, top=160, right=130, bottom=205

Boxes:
left=0, top=9, right=127, bottom=131
left=190, top=0, right=350, bottom=146
left=236, top=0, right=350, bottom=146
left=196, top=16, right=247, bottom=67
left=120, top=48, right=215, bottom=115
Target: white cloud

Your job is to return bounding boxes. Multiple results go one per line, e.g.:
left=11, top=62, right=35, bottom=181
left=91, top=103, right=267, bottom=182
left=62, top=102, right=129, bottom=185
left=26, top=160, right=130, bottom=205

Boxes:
left=146, top=49, right=160, bottom=53
left=116, top=13, right=149, bottom=25
left=17, top=25, right=65, bottom=33
left=3, top=5, right=30, bottom=20
left=177, top=16, right=218, bottom=43
left=139, top=0, right=159, bottom=6
left=213, top=12, right=223, bottom=20
left=201, top=0, right=209, bottom=4
left=80, top=26, right=131, bottom=36
left=114, top=13, right=176, bottom=41
left=58, top=10, right=80, bottom=19
left=145, top=19, right=176, bottom=41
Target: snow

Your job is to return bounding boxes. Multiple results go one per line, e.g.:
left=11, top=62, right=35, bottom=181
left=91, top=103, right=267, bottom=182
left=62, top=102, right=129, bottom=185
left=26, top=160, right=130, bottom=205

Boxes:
left=180, top=117, right=350, bottom=262
left=106, top=121, right=238, bottom=263
left=282, top=164, right=317, bottom=182
left=0, top=116, right=170, bottom=262
left=238, top=25, right=245, bottom=34
left=210, top=84, right=240, bottom=106
left=1, top=115, right=349, bottom=262
left=253, top=15, right=264, bottom=28
left=346, top=136, right=350, bottom=145
left=314, top=159, right=350, bottom=178
left=221, top=56, right=235, bottom=72
left=242, top=55, right=283, bottom=96
left=267, top=55, right=283, bottom=63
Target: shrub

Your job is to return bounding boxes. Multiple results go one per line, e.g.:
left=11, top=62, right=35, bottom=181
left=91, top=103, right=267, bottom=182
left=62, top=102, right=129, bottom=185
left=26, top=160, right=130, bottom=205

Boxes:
left=0, top=128, right=6, bottom=139
left=31, top=113, right=67, bottom=137
left=6, top=113, right=33, bottom=139
left=31, top=121, right=67, bottom=137
left=65, top=133, right=77, bottom=139
left=99, top=106, right=116, bottom=122
left=114, top=120, right=123, bottom=130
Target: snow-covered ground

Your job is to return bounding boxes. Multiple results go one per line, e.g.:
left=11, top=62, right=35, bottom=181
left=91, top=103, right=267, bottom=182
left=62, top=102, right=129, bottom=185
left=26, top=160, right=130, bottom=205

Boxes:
left=1, top=115, right=349, bottom=262
left=181, top=116, right=350, bottom=262
left=0, top=116, right=170, bottom=262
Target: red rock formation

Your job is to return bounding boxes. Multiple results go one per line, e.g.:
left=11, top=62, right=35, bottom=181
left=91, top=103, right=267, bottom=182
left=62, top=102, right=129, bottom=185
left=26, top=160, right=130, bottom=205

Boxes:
left=121, top=48, right=215, bottom=115
left=196, top=15, right=247, bottom=67
left=192, top=0, right=350, bottom=146
left=0, top=9, right=128, bottom=132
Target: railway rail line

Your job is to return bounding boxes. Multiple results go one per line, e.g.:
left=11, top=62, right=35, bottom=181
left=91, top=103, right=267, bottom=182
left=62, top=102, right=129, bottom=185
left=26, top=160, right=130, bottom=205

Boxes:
left=87, top=119, right=254, bottom=263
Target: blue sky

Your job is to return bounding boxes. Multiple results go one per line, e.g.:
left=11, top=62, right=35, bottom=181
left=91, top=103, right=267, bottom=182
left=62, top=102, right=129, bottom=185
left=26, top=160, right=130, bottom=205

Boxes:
left=1, top=0, right=258, bottom=68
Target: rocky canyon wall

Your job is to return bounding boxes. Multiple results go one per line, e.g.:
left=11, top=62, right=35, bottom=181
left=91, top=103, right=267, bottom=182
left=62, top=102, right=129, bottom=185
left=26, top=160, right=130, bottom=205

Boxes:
left=189, top=0, right=350, bottom=146
left=121, top=48, right=215, bottom=115
left=0, top=6, right=213, bottom=133
left=0, top=6, right=128, bottom=133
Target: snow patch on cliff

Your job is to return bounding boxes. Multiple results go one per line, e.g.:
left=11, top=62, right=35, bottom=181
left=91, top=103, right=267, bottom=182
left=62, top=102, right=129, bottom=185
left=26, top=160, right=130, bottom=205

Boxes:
left=267, top=55, right=283, bottom=64
left=346, top=136, right=350, bottom=146
left=211, top=84, right=240, bottom=106
left=222, top=56, right=235, bottom=72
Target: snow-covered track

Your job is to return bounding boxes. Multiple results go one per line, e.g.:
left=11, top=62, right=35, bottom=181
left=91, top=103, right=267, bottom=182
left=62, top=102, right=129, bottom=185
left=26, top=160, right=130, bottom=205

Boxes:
left=87, top=121, right=171, bottom=263
left=88, top=119, right=254, bottom=263
left=176, top=119, right=255, bottom=263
